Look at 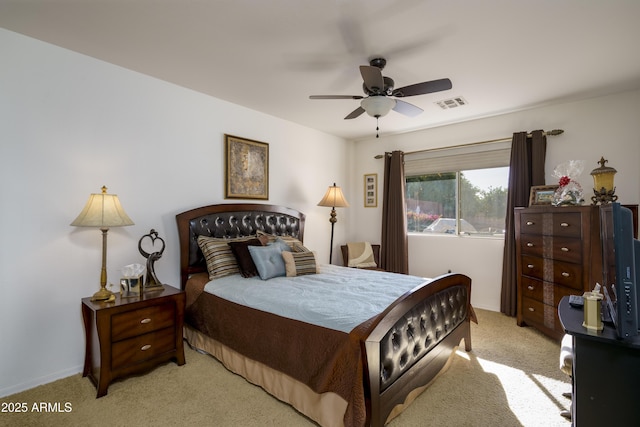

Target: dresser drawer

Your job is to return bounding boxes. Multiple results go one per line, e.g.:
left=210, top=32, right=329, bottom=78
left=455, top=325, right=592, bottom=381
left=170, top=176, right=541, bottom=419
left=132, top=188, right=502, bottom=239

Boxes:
left=520, top=212, right=583, bottom=238
left=520, top=297, right=547, bottom=326
left=521, top=277, right=581, bottom=307
left=111, top=302, right=176, bottom=342
left=520, top=234, right=582, bottom=263
left=521, top=296, right=562, bottom=333
left=521, top=255, right=583, bottom=290
left=111, top=327, right=175, bottom=368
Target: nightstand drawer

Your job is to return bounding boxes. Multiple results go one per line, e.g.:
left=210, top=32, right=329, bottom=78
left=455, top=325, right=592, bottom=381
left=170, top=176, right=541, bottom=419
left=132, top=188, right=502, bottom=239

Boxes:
left=111, top=302, right=175, bottom=342
left=111, top=327, right=175, bottom=368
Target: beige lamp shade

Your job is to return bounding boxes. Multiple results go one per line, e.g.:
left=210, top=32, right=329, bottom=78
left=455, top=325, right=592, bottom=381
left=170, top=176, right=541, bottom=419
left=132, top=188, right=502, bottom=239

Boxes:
left=317, top=183, right=350, bottom=208
left=71, top=186, right=134, bottom=228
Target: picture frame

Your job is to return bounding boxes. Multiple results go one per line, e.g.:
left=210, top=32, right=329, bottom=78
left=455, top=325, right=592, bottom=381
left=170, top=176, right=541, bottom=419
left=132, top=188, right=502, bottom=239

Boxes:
left=529, top=185, right=559, bottom=206
left=225, top=134, right=269, bottom=200
left=364, top=173, right=377, bottom=208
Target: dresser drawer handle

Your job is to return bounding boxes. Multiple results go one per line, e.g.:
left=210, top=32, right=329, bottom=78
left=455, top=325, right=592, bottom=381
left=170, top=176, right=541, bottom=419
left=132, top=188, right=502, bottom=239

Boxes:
left=527, top=285, right=534, bottom=291
left=562, top=272, right=570, bottom=277
left=527, top=264, right=534, bottom=269
left=528, top=307, right=535, bottom=312
left=560, top=222, right=569, bottom=227
left=561, top=247, right=569, bottom=252
left=141, top=344, right=151, bottom=351
left=527, top=242, right=534, bottom=247
left=140, top=318, right=152, bottom=324
left=526, top=221, right=534, bottom=226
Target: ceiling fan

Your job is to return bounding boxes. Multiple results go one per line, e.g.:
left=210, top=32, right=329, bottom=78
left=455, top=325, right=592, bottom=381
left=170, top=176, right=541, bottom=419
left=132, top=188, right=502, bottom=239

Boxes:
left=309, top=57, right=452, bottom=136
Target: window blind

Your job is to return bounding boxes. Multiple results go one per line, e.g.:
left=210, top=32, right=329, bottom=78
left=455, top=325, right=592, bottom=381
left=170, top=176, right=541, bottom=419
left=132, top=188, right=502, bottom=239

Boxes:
left=404, top=140, right=511, bottom=176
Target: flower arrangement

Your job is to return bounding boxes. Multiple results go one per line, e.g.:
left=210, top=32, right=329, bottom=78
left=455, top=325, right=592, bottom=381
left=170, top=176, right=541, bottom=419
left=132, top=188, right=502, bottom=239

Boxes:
left=552, top=160, right=585, bottom=206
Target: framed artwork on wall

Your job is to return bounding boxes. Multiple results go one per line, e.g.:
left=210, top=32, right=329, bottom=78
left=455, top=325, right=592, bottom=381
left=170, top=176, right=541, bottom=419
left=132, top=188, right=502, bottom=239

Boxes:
left=364, top=173, right=377, bottom=208
left=225, top=134, right=269, bottom=200
left=529, top=185, right=559, bottom=206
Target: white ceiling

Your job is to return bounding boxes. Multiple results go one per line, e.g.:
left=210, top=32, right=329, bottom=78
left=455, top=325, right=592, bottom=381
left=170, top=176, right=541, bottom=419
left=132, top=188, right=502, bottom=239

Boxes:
left=2, top=0, right=640, bottom=141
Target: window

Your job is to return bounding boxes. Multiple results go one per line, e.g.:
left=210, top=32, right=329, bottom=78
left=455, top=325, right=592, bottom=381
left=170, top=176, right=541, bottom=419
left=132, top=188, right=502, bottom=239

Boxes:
left=404, top=142, right=510, bottom=236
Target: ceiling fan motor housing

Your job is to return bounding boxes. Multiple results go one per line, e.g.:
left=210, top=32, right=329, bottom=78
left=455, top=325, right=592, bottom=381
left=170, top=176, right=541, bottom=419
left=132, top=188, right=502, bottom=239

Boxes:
left=362, top=76, right=395, bottom=96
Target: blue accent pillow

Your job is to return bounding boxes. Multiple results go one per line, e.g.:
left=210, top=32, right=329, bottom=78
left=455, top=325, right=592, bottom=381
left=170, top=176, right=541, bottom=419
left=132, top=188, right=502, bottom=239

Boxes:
left=248, top=244, right=288, bottom=280
left=272, top=237, right=293, bottom=253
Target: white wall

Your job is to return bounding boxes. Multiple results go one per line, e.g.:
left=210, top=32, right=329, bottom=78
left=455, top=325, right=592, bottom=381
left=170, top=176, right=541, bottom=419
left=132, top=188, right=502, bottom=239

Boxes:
left=348, top=90, right=640, bottom=311
left=0, top=29, right=348, bottom=397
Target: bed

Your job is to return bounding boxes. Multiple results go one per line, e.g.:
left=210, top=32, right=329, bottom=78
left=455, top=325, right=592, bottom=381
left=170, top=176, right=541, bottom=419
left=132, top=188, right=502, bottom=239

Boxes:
left=176, top=203, right=473, bottom=427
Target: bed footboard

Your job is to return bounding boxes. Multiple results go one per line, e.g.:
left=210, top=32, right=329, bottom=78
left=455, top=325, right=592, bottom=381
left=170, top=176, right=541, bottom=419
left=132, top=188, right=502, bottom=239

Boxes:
left=363, top=273, right=472, bottom=426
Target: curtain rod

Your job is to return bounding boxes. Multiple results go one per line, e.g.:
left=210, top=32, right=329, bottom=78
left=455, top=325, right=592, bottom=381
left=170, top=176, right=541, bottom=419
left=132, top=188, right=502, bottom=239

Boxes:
left=373, top=129, right=564, bottom=159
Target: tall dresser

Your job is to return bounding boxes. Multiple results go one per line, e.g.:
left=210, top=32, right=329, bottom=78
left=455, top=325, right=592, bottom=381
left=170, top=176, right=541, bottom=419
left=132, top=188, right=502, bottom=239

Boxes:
left=515, top=205, right=603, bottom=340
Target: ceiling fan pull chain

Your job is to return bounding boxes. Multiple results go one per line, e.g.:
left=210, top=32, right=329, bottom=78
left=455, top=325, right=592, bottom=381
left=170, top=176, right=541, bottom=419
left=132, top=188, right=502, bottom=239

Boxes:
left=376, top=117, right=380, bottom=138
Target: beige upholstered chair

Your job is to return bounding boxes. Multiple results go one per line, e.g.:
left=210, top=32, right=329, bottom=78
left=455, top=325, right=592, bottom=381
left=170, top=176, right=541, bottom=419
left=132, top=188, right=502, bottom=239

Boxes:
left=340, top=243, right=384, bottom=271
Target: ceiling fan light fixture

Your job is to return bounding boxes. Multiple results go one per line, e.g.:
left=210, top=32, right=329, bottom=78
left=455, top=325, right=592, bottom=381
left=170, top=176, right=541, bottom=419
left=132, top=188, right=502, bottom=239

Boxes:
left=361, top=96, right=396, bottom=118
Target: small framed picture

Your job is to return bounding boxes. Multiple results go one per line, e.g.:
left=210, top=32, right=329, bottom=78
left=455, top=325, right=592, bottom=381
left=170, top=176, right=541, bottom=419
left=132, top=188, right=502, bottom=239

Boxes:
left=364, top=173, right=377, bottom=208
left=529, top=185, right=559, bottom=206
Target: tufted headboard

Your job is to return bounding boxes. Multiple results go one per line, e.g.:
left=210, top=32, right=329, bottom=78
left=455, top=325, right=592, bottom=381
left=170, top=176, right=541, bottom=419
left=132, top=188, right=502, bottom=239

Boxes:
left=176, top=203, right=306, bottom=289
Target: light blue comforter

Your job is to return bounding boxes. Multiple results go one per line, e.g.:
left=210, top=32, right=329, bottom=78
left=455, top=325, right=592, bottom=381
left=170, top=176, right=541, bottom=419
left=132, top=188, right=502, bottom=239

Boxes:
left=204, top=264, right=430, bottom=333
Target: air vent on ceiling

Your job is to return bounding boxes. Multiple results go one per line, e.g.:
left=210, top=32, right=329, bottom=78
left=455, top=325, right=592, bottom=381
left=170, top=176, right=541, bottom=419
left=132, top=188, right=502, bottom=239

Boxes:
left=435, top=96, right=468, bottom=110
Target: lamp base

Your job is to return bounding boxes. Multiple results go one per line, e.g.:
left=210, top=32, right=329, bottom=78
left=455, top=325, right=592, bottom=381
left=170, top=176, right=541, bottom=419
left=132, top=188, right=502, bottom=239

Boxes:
left=591, top=187, right=618, bottom=205
left=91, top=286, right=116, bottom=302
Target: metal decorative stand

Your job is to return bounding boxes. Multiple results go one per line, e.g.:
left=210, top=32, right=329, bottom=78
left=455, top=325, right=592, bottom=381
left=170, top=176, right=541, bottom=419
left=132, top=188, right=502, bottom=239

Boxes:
left=138, top=229, right=165, bottom=291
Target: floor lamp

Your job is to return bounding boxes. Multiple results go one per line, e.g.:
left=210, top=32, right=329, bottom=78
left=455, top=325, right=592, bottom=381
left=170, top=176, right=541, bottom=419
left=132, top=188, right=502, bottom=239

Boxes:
left=317, top=183, right=349, bottom=264
left=71, top=186, right=135, bottom=302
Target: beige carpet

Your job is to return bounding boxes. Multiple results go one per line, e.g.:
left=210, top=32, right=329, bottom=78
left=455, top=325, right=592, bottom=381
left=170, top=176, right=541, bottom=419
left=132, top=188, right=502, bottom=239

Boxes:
left=1, top=309, right=571, bottom=427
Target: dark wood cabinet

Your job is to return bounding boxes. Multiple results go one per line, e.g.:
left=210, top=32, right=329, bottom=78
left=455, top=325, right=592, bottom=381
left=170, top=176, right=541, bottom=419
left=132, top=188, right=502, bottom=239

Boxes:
left=82, top=285, right=185, bottom=397
left=559, top=297, right=640, bottom=426
left=515, top=205, right=603, bottom=340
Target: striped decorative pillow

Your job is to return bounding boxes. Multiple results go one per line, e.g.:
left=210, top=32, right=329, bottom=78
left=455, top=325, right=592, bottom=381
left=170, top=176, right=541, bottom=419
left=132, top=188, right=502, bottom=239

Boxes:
left=197, top=235, right=254, bottom=280
left=282, top=250, right=319, bottom=277
left=256, top=230, right=304, bottom=250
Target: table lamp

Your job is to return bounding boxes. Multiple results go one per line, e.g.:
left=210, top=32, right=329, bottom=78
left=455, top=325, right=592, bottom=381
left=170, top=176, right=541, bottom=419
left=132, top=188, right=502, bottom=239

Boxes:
left=590, top=157, right=618, bottom=205
left=71, top=186, right=134, bottom=301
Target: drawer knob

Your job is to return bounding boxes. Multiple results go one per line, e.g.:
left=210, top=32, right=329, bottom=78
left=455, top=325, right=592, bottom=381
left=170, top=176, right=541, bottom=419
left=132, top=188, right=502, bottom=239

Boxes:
left=141, top=344, right=151, bottom=351
left=140, top=318, right=152, bottom=324
left=560, top=222, right=569, bottom=227
left=527, top=242, right=534, bottom=247
left=527, top=285, right=534, bottom=291
left=527, top=264, right=534, bottom=269
left=526, top=221, right=534, bottom=226
left=562, top=272, right=570, bottom=277
left=528, top=307, right=535, bottom=312
left=561, top=247, right=569, bottom=252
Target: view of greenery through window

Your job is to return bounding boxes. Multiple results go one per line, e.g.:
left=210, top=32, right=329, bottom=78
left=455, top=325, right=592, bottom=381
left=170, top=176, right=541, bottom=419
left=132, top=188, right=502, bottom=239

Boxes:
left=406, top=167, right=509, bottom=236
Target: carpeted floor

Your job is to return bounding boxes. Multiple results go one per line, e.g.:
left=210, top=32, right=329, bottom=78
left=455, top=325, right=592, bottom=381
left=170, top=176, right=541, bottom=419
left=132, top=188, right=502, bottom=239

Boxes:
left=0, top=309, right=571, bottom=427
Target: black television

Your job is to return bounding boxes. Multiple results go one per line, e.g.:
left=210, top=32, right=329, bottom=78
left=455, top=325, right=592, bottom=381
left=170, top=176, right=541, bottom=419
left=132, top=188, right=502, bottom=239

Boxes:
left=600, top=202, right=640, bottom=339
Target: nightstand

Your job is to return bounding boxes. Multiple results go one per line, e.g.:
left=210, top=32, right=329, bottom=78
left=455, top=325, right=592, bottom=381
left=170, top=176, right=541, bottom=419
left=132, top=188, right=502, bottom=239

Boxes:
left=81, top=285, right=185, bottom=397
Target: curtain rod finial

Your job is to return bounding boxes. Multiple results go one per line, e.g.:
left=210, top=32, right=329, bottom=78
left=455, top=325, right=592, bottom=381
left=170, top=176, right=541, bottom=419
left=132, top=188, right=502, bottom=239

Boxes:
left=548, top=129, right=564, bottom=136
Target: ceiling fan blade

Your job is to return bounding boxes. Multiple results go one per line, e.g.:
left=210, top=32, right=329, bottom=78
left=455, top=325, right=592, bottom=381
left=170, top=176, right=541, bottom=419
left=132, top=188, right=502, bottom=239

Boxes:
left=359, top=66, right=385, bottom=93
left=344, top=107, right=365, bottom=120
left=392, top=78, right=452, bottom=97
left=393, top=99, right=423, bottom=117
left=309, top=95, right=364, bottom=100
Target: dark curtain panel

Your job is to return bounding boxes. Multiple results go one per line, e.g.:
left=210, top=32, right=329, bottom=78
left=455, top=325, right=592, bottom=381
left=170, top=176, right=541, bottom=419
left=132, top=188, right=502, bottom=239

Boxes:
left=381, top=150, right=409, bottom=274
left=500, top=130, right=547, bottom=316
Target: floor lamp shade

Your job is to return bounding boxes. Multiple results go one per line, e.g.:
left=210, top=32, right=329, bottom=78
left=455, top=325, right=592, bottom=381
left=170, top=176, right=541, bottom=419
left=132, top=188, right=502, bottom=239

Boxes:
left=318, top=183, right=349, bottom=264
left=71, top=186, right=134, bottom=301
